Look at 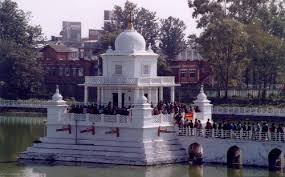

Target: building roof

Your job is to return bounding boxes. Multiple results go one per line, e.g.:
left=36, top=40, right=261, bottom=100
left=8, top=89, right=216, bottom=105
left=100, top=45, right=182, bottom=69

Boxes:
left=43, top=44, right=73, bottom=53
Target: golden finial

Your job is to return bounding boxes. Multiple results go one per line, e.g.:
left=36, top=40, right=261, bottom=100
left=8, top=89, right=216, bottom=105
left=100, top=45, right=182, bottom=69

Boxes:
left=127, top=12, right=134, bottom=30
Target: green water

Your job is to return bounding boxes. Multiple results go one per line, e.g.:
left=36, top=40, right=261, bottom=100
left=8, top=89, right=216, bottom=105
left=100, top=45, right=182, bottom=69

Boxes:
left=0, top=116, right=283, bottom=177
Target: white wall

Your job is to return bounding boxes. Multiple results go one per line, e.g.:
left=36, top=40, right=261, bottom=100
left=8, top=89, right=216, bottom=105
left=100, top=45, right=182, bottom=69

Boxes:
left=178, top=136, right=285, bottom=167
left=102, top=55, right=158, bottom=78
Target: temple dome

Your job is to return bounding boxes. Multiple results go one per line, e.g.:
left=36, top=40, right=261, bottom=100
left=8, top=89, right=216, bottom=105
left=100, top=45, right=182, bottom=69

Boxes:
left=115, top=29, right=146, bottom=53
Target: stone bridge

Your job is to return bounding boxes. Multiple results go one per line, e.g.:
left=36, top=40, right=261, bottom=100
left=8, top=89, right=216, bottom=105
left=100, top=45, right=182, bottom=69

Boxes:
left=177, top=128, right=285, bottom=170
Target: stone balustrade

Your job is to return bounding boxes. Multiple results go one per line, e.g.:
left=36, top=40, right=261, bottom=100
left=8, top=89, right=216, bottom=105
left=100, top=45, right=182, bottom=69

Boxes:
left=178, top=127, right=285, bottom=143
left=152, top=113, right=174, bottom=126
left=61, top=113, right=131, bottom=127
left=213, top=106, right=285, bottom=117
left=61, top=113, right=174, bottom=127
left=85, top=76, right=175, bottom=86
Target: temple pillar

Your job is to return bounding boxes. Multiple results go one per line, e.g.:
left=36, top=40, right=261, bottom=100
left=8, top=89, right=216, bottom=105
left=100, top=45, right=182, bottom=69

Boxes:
left=97, top=87, right=100, bottom=105
left=148, top=88, right=152, bottom=104
left=153, top=88, right=158, bottom=106
left=100, top=87, right=104, bottom=106
left=84, top=85, right=88, bottom=104
left=159, top=87, right=163, bottom=101
left=171, top=86, right=175, bottom=103
left=134, top=88, right=140, bottom=103
left=118, top=88, right=122, bottom=108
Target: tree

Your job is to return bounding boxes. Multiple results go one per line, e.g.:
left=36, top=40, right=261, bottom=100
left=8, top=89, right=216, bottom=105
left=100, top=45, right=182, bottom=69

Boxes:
left=246, top=23, right=285, bottom=100
left=196, top=18, right=248, bottom=98
left=157, top=57, right=173, bottom=76
left=0, top=0, right=44, bottom=99
left=159, top=16, right=187, bottom=60
left=188, top=0, right=268, bottom=28
left=257, top=1, right=285, bottom=39
left=188, top=0, right=285, bottom=100
left=101, top=1, right=159, bottom=51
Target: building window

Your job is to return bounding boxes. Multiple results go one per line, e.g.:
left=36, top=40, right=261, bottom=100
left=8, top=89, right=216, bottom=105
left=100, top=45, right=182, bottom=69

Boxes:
left=143, top=65, right=150, bottom=75
left=52, top=67, right=57, bottom=76
left=78, top=68, right=84, bottom=77
left=115, top=65, right=122, bottom=75
left=59, top=67, right=63, bottom=76
left=72, top=68, right=77, bottom=77
left=65, top=67, right=70, bottom=76
left=180, top=70, right=187, bottom=78
left=189, top=69, right=196, bottom=78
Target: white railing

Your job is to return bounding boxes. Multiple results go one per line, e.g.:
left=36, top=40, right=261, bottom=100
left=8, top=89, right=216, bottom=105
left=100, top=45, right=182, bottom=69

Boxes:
left=152, top=113, right=174, bottom=125
left=178, top=127, right=285, bottom=143
left=62, top=113, right=132, bottom=127
left=85, top=76, right=175, bottom=86
left=213, top=106, right=285, bottom=117
left=0, top=100, right=47, bottom=108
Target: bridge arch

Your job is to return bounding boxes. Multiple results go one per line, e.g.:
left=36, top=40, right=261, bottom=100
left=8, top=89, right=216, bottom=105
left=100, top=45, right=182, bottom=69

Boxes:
left=188, top=143, right=203, bottom=165
left=268, top=148, right=283, bottom=171
left=227, top=146, right=242, bottom=168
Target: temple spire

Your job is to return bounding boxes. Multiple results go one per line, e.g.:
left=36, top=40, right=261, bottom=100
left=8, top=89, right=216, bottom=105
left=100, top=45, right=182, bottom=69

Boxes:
left=127, top=12, right=134, bottom=30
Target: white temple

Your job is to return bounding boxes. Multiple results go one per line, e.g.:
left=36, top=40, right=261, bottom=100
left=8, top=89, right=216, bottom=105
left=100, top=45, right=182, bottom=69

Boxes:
left=82, top=22, right=178, bottom=107
left=19, top=21, right=212, bottom=165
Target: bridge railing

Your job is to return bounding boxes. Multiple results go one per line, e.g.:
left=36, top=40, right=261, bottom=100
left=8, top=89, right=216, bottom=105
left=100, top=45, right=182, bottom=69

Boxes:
left=213, top=106, right=285, bottom=117
left=178, top=127, right=285, bottom=143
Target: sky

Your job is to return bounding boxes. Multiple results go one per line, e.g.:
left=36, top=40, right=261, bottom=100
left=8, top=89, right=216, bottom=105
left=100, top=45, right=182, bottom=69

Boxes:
left=14, top=0, right=201, bottom=39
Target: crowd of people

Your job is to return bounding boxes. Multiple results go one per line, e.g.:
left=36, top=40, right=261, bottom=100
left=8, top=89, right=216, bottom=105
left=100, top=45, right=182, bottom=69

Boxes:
left=67, top=100, right=200, bottom=118
left=152, top=101, right=193, bottom=115
left=178, top=119, right=285, bottom=142
left=179, top=119, right=284, bottom=134
left=67, top=102, right=130, bottom=115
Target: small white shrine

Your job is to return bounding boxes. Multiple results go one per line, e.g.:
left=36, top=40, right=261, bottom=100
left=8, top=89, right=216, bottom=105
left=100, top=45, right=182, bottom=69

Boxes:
left=19, top=20, right=212, bottom=165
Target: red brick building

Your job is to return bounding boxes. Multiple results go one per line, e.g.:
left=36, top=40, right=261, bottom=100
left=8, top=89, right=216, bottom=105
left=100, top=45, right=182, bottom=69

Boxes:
left=40, top=44, right=99, bottom=100
left=168, top=49, right=213, bottom=86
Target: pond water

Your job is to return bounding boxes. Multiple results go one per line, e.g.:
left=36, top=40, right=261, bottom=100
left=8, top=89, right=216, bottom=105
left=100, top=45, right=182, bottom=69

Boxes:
left=0, top=116, right=283, bottom=177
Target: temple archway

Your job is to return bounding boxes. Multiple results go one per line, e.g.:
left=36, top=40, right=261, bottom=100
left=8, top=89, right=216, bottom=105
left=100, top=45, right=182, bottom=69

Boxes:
left=268, top=148, right=283, bottom=171
left=188, top=143, right=203, bottom=165
left=227, top=146, right=242, bottom=168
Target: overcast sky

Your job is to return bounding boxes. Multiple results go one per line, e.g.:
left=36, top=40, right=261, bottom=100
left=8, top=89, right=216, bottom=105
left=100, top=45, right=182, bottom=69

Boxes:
left=14, top=0, right=200, bottom=38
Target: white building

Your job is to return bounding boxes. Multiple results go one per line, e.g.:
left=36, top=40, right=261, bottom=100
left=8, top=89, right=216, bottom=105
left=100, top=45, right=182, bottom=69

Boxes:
left=82, top=22, right=178, bottom=107
left=19, top=21, right=190, bottom=165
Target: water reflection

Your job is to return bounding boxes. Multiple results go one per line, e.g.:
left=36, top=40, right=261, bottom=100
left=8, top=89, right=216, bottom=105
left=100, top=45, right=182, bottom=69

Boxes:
left=0, top=164, right=276, bottom=177
left=188, top=165, right=203, bottom=177
left=0, top=116, right=44, bottom=162
left=227, top=168, right=243, bottom=177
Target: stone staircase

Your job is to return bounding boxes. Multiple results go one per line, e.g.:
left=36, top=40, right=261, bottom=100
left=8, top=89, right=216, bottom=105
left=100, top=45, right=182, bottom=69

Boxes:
left=19, top=138, right=188, bottom=165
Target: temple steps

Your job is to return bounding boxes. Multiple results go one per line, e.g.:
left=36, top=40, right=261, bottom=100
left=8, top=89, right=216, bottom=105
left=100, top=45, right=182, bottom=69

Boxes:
left=32, top=143, right=184, bottom=153
left=19, top=138, right=188, bottom=165
left=25, top=146, right=186, bottom=158
left=20, top=152, right=187, bottom=165
left=39, top=137, right=182, bottom=148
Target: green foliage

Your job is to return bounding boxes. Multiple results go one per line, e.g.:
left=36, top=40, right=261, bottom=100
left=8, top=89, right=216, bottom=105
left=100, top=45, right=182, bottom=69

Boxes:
left=188, top=0, right=268, bottom=28
left=101, top=1, right=159, bottom=51
left=246, top=23, right=285, bottom=99
left=99, top=30, right=121, bottom=50
left=157, top=57, right=173, bottom=76
left=257, top=1, right=285, bottom=39
left=197, top=18, right=249, bottom=98
left=159, top=16, right=187, bottom=60
left=0, top=0, right=44, bottom=99
left=189, top=0, right=285, bottom=101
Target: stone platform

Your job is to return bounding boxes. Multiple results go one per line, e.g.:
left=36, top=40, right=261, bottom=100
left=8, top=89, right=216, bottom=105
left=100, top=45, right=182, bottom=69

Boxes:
left=19, top=137, right=187, bottom=165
